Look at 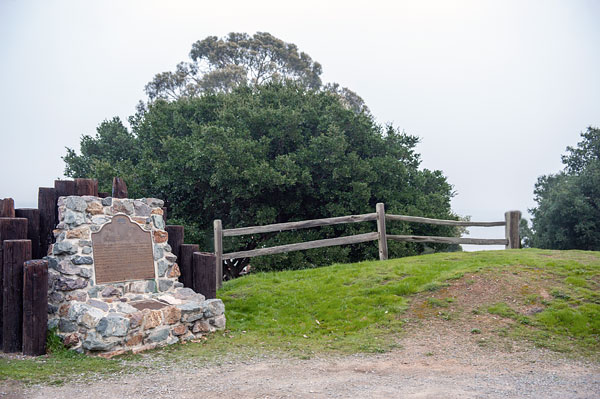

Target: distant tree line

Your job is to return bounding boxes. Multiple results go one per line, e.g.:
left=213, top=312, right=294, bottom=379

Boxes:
left=523, top=127, right=600, bottom=250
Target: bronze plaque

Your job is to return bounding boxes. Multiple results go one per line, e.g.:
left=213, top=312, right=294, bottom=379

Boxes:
left=91, top=215, right=155, bottom=284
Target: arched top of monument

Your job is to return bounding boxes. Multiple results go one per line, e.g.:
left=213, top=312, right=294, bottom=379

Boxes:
left=92, top=213, right=149, bottom=238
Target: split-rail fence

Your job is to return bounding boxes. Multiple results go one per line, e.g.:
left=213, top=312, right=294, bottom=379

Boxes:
left=213, top=203, right=521, bottom=287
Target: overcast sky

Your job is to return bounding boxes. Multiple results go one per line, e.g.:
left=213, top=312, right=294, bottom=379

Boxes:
left=1, top=0, right=599, bottom=250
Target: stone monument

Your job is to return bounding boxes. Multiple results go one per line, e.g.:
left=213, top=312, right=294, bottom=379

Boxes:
left=46, top=195, right=225, bottom=356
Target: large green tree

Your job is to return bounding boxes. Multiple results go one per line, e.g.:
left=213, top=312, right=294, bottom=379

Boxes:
left=530, top=127, right=600, bottom=250
left=64, top=83, right=459, bottom=276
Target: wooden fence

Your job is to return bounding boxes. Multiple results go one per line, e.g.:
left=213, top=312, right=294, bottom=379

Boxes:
left=0, top=177, right=106, bottom=355
left=214, top=203, right=521, bottom=287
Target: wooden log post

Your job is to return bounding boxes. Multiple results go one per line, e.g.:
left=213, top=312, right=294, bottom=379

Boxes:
left=112, top=177, right=128, bottom=198
left=38, top=188, right=56, bottom=256
left=193, top=252, right=217, bottom=299
left=75, top=178, right=98, bottom=196
left=0, top=218, right=28, bottom=348
left=505, top=210, right=521, bottom=249
left=54, top=180, right=76, bottom=198
left=2, top=239, right=31, bottom=352
left=15, top=209, right=40, bottom=260
left=376, top=203, right=388, bottom=260
left=0, top=199, right=15, bottom=218
left=22, top=259, right=48, bottom=356
left=54, top=180, right=76, bottom=231
left=213, top=220, right=223, bottom=289
left=165, top=225, right=184, bottom=261
left=0, top=218, right=28, bottom=242
left=179, top=244, right=199, bottom=289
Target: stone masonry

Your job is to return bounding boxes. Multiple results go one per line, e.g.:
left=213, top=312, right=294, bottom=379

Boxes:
left=46, top=196, right=225, bottom=356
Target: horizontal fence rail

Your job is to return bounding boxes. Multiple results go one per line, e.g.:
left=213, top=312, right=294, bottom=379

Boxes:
left=223, top=213, right=377, bottom=237
left=387, top=235, right=508, bottom=246
left=214, top=204, right=521, bottom=287
left=385, top=214, right=505, bottom=227
left=223, top=232, right=379, bottom=260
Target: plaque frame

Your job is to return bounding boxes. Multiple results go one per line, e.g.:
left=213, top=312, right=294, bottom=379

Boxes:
left=91, top=214, right=157, bottom=284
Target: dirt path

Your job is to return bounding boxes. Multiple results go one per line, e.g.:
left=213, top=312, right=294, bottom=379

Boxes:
left=6, top=332, right=598, bottom=399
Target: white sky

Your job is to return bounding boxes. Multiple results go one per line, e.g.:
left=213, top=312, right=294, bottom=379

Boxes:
left=1, top=0, right=599, bottom=250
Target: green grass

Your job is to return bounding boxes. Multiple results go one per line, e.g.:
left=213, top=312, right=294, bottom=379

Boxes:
left=0, top=329, right=125, bottom=385
left=1, top=248, right=598, bottom=383
left=173, top=249, right=600, bottom=357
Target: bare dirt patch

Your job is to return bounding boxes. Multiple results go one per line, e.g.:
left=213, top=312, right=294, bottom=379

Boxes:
left=404, top=270, right=540, bottom=337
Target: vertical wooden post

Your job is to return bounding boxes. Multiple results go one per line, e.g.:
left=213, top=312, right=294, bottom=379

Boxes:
left=2, top=239, right=31, bottom=352
left=0, top=199, right=15, bottom=218
left=54, top=180, right=76, bottom=198
left=0, top=218, right=28, bottom=348
left=15, top=209, right=40, bottom=260
left=38, top=187, right=56, bottom=256
left=193, top=252, right=216, bottom=299
left=22, top=259, right=48, bottom=356
left=505, top=210, right=521, bottom=249
left=179, top=244, right=199, bottom=289
left=112, top=177, right=128, bottom=198
left=75, top=178, right=98, bottom=196
left=213, top=219, right=223, bottom=289
left=376, top=203, right=388, bottom=260
left=165, top=225, right=184, bottom=261
left=0, top=218, right=28, bottom=242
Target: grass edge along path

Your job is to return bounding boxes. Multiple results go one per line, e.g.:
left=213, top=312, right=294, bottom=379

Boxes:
left=1, top=249, right=598, bottom=384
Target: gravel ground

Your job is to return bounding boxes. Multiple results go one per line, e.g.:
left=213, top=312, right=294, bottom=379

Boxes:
left=5, top=332, right=598, bottom=399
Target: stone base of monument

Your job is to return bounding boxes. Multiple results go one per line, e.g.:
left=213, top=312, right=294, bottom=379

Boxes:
left=46, top=195, right=225, bottom=356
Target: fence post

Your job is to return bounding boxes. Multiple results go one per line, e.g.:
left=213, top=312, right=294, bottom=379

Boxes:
left=193, top=252, right=217, bottom=299
left=0, top=218, right=28, bottom=348
left=38, top=187, right=56, bottom=257
left=179, top=243, right=199, bottom=289
left=0, top=199, right=15, bottom=218
left=165, top=225, right=184, bottom=261
left=376, top=203, right=388, bottom=260
left=112, top=177, right=128, bottom=198
left=504, top=210, right=521, bottom=249
left=54, top=180, right=76, bottom=198
left=75, top=178, right=98, bottom=196
left=22, top=259, right=48, bottom=356
left=15, top=209, right=40, bottom=260
left=213, top=219, right=223, bottom=289
left=2, top=239, right=31, bottom=352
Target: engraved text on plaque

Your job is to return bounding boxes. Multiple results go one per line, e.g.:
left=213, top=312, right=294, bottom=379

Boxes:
left=91, top=215, right=155, bottom=284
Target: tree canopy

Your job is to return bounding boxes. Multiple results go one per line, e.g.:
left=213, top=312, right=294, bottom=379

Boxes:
left=64, top=83, right=459, bottom=275
left=529, top=127, right=600, bottom=250
left=145, top=32, right=323, bottom=101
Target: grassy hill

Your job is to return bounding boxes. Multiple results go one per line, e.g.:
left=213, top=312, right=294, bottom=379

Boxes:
left=1, top=249, right=598, bottom=383
left=213, top=248, right=599, bottom=356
